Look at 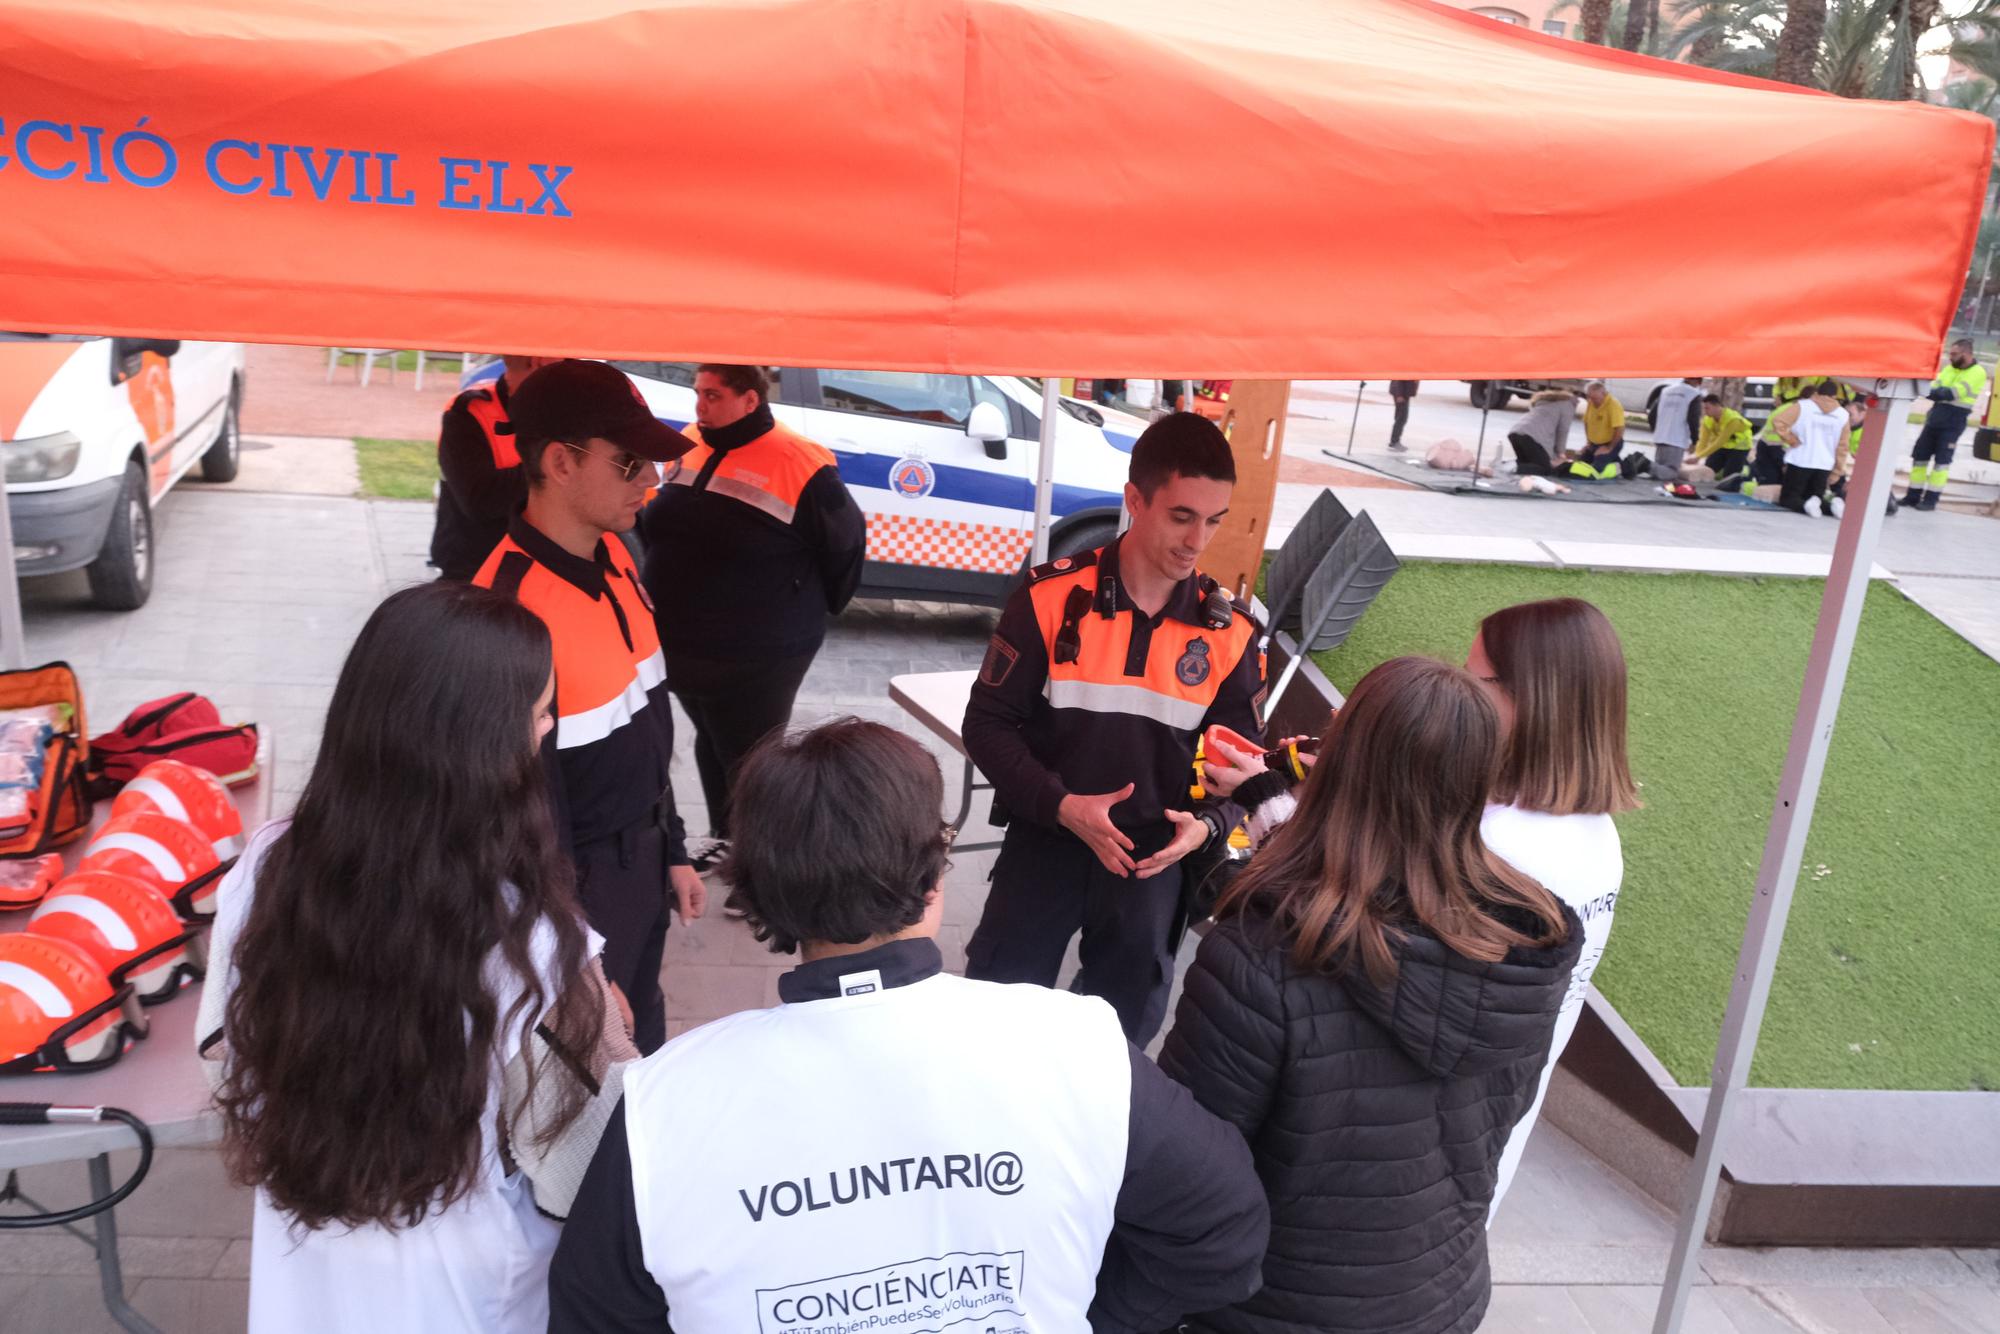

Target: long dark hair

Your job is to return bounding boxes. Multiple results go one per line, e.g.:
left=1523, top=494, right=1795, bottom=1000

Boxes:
left=1219, top=656, right=1567, bottom=985
left=216, top=582, right=599, bottom=1230
left=1479, top=598, right=1639, bottom=816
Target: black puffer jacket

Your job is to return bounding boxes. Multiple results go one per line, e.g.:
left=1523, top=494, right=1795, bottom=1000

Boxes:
left=1158, top=903, right=1582, bottom=1334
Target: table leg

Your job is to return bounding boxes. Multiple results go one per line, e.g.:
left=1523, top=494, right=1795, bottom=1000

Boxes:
left=949, top=756, right=1002, bottom=853
left=949, top=756, right=976, bottom=830
left=87, top=1154, right=162, bottom=1334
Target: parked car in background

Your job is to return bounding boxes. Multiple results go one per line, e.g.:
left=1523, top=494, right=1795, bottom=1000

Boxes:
left=2, top=333, right=245, bottom=609
left=1464, top=375, right=1776, bottom=427
left=463, top=361, right=1144, bottom=607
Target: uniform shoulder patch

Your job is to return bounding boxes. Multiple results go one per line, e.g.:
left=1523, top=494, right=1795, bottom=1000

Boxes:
left=1026, top=547, right=1098, bottom=584
left=979, top=633, right=1020, bottom=688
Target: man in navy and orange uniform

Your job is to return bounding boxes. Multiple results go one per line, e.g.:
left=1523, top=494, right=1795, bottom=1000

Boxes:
left=474, top=358, right=704, bottom=1054
left=638, top=364, right=865, bottom=870
left=431, top=354, right=556, bottom=580
left=963, top=413, right=1264, bottom=1044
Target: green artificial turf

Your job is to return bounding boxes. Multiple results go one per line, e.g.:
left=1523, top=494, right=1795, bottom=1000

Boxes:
left=1301, top=562, right=1999, bottom=1093
left=332, top=349, right=470, bottom=375
left=354, top=437, right=438, bottom=501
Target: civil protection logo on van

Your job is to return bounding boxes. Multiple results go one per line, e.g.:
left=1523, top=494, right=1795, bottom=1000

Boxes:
left=890, top=456, right=936, bottom=499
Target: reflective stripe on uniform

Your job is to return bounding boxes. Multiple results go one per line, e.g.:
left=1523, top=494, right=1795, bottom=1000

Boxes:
left=703, top=475, right=796, bottom=524
left=556, top=648, right=666, bottom=749
left=670, top=422, right=832, bottom=528
left=1044, top=678, right=1210, bottom=731
left=34, top=895, right=138, bottom=951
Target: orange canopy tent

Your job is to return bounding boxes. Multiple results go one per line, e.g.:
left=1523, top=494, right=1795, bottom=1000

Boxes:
left=0, top=8, right=1991, bottom=1334
left=0, top=0, right=1988, bottom=377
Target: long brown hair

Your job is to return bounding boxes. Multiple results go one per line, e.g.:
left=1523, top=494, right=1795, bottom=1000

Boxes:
left=215, top=583, right=601, bottom=1230
left=1218, top=656, right=1567, bottom=985
left=1479, top=598, right=1639, bottom=815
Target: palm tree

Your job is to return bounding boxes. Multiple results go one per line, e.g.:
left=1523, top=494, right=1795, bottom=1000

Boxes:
left=1819, top=0, right=1900, bottom=97
left=1547, top=0, right=1625, bottom=43
left=1775, top=0, right=1831, bottom=83
left=1665, top=0, right=2000, bottom=95
left=1662, top=0, right=1779, bottom=76
left=1622, top=0, right=1651, bottom=48
left=1582, top=0, right=1618, bottom=44
left=1903, top=0, right=1946, bottom=97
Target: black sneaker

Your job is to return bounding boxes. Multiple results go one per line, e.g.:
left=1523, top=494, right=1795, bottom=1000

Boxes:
left=690, top=837, right=730, bottom=872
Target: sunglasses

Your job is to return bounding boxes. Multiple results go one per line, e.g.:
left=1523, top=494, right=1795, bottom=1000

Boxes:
left=558, top=441, right=654, bottom=482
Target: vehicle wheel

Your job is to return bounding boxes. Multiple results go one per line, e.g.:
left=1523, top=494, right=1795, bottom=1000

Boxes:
left=1050, top=519, right=1118, bottom=563
left=1470, top=381, right=1511, bottom=410
left=87, top=461, right=154, bottom=611
left=1467, top=381, right=1490, bottom=407
left=200, top=378, right=242, bottom=483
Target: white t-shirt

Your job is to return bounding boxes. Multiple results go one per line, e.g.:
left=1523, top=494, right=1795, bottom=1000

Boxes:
left=1479, top=802, right=1623, bottom=1220
left=202, top=822, right=596, bottom=1334
left=1787, top=398, right=1846, bottom=471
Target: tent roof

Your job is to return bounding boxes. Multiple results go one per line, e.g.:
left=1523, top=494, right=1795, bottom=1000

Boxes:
left=0, top=0, right=1989, bottom=378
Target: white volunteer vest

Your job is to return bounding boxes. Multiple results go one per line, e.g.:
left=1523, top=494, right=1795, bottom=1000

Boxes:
left=623, top=970, right=1131, bottom=1334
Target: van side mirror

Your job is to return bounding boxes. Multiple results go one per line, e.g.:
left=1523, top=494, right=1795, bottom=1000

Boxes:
left=967, top=400, right=1009, bottom=460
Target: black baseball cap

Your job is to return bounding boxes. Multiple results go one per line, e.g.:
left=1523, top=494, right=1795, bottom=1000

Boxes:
left=500, top=359, right=694, bottom=462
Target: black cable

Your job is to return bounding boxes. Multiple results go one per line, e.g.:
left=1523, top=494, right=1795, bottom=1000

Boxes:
left=0, top=1103, right=154, bottom=1228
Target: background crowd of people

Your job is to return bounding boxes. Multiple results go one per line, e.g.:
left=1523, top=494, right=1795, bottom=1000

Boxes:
left=195, top=364, right=1640, bottom=1334
left=1490, top=340, right=1990, bottom=518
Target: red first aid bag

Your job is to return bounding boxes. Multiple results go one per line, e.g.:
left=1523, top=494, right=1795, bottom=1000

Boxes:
left=87, top=694, right=259, bottom=796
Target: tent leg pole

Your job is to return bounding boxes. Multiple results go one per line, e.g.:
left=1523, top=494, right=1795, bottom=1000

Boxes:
left=1649, top=381, right=1911, bottom=1334
left=0, top=480, right=27, bottom=670
left=1346, top=381, right=1365, bottom=457
left=1030, top=379, right=1060, bottom=565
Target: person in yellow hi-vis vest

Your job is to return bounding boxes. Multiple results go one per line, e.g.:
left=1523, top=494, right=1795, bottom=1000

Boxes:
left=1693, top=393, right=1754, bottom=484
left=1898, top=338, right=1988, bottom=512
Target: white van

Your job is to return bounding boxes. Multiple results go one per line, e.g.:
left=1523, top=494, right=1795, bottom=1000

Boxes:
left=1, top=334, right=245, bottom=609
left=465, top=361, right=1147, bottom=606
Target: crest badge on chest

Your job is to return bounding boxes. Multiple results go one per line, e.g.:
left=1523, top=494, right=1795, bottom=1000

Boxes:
left=1176, top=637, right=1212, bottom=686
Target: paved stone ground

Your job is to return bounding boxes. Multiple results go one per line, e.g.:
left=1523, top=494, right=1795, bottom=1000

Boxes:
left=4, top=485, right=1996, bottom=1332
left=238, top=343, right=461, bottom=442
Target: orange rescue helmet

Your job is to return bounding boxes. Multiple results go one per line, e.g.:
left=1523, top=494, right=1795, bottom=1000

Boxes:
left=80, top=810, right=226, bottom=921
left=0, top=933, right=145, bottom=1074
left=112, top=759, right=245, bottom=860
left=27, top=870, right=203, bottom=1005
